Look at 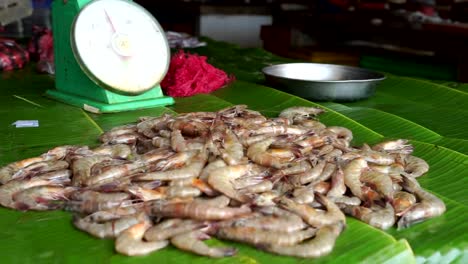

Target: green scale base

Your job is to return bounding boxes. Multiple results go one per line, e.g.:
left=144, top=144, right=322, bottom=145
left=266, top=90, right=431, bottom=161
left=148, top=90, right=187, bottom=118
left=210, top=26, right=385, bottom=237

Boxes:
left=46, top=88, right=174, bottom=113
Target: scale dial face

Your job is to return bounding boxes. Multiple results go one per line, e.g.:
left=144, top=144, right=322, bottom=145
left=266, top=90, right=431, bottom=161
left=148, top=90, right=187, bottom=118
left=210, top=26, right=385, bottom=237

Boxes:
left=71, top=0, right=170, bottom=95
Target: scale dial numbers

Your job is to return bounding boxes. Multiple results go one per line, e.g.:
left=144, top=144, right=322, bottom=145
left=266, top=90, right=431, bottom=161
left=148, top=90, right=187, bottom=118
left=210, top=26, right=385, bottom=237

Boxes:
left=71, top=0, right=170, bottom=95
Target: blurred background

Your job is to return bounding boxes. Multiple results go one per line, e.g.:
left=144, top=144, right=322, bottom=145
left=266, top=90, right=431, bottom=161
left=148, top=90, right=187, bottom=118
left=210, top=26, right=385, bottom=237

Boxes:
left=1, top=0, right=467, bottom=81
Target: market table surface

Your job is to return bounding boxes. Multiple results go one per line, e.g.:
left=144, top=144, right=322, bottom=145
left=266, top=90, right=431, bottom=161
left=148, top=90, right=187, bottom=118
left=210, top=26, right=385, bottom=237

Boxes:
left=0, top=39, right=466, bottom=263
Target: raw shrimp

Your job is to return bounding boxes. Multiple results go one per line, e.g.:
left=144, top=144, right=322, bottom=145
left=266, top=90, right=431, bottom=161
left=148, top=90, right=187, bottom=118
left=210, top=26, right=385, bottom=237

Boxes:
left=41, top=145, right=91, bottom=161
left=199, top=159, right=226, bottom=181
left=247, top=138, right=294, bottom=169
left=271, top=160, right=312, bottom=182
left=402, top=155, right=429, bottom=178
left=99, top=125, right=138, bottom=143
left=207, top=164, right=257, bottom=202
left=372, top=139, right=413, bottom=155
left=0, top=156, right=46, bottom=184
left=147, top=150, right=196, bottom=171
left=169, top=178, right=194, bottom=187
left=251, top=191, right=281, bottom=206
left=360, top=145, right=395, bottom=165
left=166, top=186, right=202, bottom=199
left=104, top=133, right=140, bottom=145
left=289, top=160, right=327, bottom=185
left=239, top=134, right=271, bottom=147
left=397, top=176, right=445, bottom=229
left=325, top=126, right=353, bottom=142
left=193, top=195, right=231, bottom=208
left=369, top=164, right=404, bottom=177
left=145, top=200, right=251, bottom=220
left=292, top=186, right=315, bottom=204
left=219, top=128, right=245, bottom=165
left=168, top=119, right=209, bottom=137
left=279, top=106, right=325, bottom=121
left=139, top=148, right=175, bottom=164
left=83, top=205, right=143, bottom=222
left=191, top=178, right=218, bottom=196
left=238, top=180, right=273, bottom=194
left=232, top=206, right=307, bottom=232
left=135, top=138, right=155, bottom=155
left=13, top=186, right=76, bottom=211
left=115, top=221, right=169, bottom=256
left=277, top=194, right=345, bottom=228
left=144, top=219, right=207, bottom=241
left=71, top=155, right=112, bottom=186
left=327, top=164, right=346, bottom=199
left=137, top=150, right=207, bottom=181
left=0, top=169, right=71, bottom=208
left=218, top=226, right=316, bottom=246
left=343, top=158, right=368, bottom=200
left=171, top=229, right=237, bottom=258
left=127, top=185, right=167, bottom=201
left=92, top=144, right=133, bottom=159
left=294, top=119, right=327, bottom=131
left=170, top=130, right=205, bottom=152
left=311, top=163, right=336, bottom=185
left=137, top=115, right=171, bottom=138
left=259, top=223, right=343, bottom=258
left=252, top=125, right=308, bottom=136
left=343, top=203, right=395, bottom=230
left=152, top=137, right=171, bottom=148
left=66, top=190, right=131, bottom=214
left=73, top=212, right=149, bottom=239
left=233, top=174, right=266, bottom=190
left=84, top=161, right=146, bottom=186
left=330, top=196, right=361, bottom=207
left=11, top=160, right=69, bottom=181
left=393, top=191, right=417, bottom=216
left=295, top=135, right=332, bottom=149
left=313, top=181, right=331, bottom=194
left=360, top=170, right=394, bottom=202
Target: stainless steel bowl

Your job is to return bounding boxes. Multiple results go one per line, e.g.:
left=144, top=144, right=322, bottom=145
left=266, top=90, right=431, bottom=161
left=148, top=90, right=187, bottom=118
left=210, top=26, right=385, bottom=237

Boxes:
left=262, top=63, right=386, bottom=101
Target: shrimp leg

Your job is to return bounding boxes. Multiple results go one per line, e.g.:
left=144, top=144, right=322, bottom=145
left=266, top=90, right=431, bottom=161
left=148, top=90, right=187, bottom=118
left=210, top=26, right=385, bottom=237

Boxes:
left=115, top=221, right=169, bottom=256
left=171, top=230, right=237, bottom=258
left=259, top=224, right=343, bottom=258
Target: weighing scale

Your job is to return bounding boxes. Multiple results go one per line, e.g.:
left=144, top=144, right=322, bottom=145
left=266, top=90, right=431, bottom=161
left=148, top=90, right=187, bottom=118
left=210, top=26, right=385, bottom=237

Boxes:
left=46, top=0, right=174, bottom=113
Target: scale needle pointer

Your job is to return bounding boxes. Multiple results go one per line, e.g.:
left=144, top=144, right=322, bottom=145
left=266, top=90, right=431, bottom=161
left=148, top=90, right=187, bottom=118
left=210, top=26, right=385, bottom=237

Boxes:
left=104, top=9, right=117, bottom=33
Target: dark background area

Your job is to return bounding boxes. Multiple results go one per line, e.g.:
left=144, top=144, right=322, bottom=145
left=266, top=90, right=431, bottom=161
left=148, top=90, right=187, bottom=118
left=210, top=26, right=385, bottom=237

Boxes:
left=135, top=0, right=468, bottom=82
left=2, top=0, right=468, bottom=81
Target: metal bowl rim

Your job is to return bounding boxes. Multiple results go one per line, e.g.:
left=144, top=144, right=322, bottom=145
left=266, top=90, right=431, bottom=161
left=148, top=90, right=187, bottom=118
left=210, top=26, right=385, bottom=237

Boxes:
left=262, top=63, right=386, bottom=83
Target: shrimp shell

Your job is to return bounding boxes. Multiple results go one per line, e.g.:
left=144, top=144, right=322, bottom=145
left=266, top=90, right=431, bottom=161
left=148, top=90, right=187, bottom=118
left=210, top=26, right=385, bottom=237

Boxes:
left=277, top=194, right=345, bottom=228
left=13, top=186, right=76, bottom=211
left=115, top=221, right=169, bottom=256
left=402, top=155, right=429, bottom=178
left=247, top=138, right=293, bottom=169
left=144, top=219, right=206, bottom=241
left=259, top=224, right=343, bottom=258
left=145, top=200, right=251, bottom=220
left=343, top=158, right=368, bottom=200
left=171, top=229, right=237, bottom=258
left=73, top=212, right=148, bottom=239
left=397, top=176, right=445, bottom=229
left=344, top=203, right=396, bottom=230
left=218, top=227, right=316, bottom=246
left=0, top=157, right=46, bottom=184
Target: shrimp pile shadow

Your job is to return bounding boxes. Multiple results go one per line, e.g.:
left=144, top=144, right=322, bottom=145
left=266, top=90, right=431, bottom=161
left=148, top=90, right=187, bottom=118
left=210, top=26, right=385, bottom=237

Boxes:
left=0, top=105, right=445, bottom=258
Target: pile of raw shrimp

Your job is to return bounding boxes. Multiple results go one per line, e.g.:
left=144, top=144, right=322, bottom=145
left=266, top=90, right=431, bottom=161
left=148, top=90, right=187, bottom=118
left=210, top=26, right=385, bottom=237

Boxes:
left=0, top=105, right=445, bottom=258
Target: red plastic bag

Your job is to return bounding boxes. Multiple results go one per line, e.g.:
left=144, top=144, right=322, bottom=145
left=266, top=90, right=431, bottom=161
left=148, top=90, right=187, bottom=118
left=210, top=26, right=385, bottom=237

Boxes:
left=0, top=39, right=29, bottom=71
left=161, top=50, right=234, bottom=97
left=28, top=26, right=54, bottom=74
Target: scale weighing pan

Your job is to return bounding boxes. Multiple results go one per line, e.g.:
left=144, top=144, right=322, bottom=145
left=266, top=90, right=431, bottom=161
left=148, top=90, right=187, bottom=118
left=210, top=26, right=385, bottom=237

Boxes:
left=46, top=0, right=174, bottom=113
left=262, top=63, right=385, bottom=101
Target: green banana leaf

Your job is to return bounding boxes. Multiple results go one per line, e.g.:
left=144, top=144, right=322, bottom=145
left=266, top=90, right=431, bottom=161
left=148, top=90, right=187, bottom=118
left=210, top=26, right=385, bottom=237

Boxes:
left=0, top=38, right=467, bottom=263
